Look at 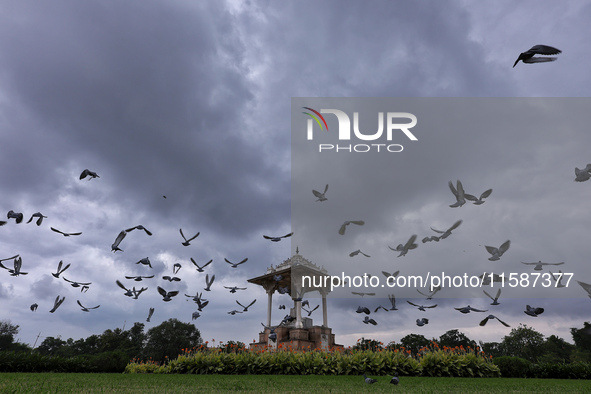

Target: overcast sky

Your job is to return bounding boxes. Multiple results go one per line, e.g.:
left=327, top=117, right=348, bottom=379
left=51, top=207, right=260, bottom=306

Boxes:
left=1, top=0, right=591, bottom=349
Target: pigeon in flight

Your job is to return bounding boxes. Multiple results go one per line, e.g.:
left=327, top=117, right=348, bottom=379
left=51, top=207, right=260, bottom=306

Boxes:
left=63, top=277, right=91, bottom=288
left=190, top=258, right=212, bottom=272
left=125, top=225, right=153, bottom=236
left=416, top=286, right=442, bottom=300
left=49, top=295, right=66, bottom=313
left=479, top=314, right=510, bottom=327
left=574, top=164, right=591, bottom=182
left=479, top=272, right=505, bottom=286
left=302, top=305, right=319, bottom=317
left=549, top=270, right=566, bottom=288
left=312, top=184, right=329, bottom=201
left=30, top=303, right=38, bottom=312
left=416, top=318, right=429, bottom=326
left=172, top=263, right=182, bottom=274
left=225, top=257, right=248, bottom=268
left=455, top=305, right=488, bottom=314
left=27, top=212, right=47, bottom=226
left=204, top=274, right=215, bottom=291
left=179, top=228, right=200, bottom=246
left=135, top=257, right=152, bottom=268
left=356, top=306, right=371, bottom=315
left=111, top=231, right=126, bottom=252
left=79, top=169, right=100, bottom=180
left=224, top=286, right=247, bottom=294
left=483, top=288, right=502, bottom=305
left=362, top=316, right=377, bottom=325
left=485, top=240, right=510, bottom=261
left=278, top=305, right=286, bottom=310
left=263, top=232, right=294, bottom=242
left=448, top=180, right=467, bottom=208
left=352, top=292, right=376, bottom=297
left=464, top=189, right=493, bottom=205
left=349, top=249, right=371, bottom=258
left=513, top=45, right=561, bottom=67
left=146, top=307, right=154, bottom=322
left=521, top=261, right=564, bottom=271
left=51, top=227, right=82, bottom=237
left=338, top=220, right=365, bottom=235
left=191, top=312, right=200, bottom=320
left=0, top=256, right=28, bottom=276
left=422, top=235, right=440, bottom=243
left=387, top=294, right=398, bottom=310
left=124, top=275, right=154, bottom=281
left=389, top=234, right=418, bottom=257
left=116, top=280, right=134, bottom=297
left=576, top=280, right=591, bottom=298
left=77, top=300, right=100, bottom=312
left=162, top=276, right=181, bottom=282
left=407, top=301, right=437, bottom=311
left=7, top=210, right=24, bottom=223
left=429, top=220, right=462, bottom=240
left=227, top=310, right=243, bottom=315
left=236, top=299, right=256, bottom=312
left=52, top=260, right=71, bottom=278
left=363, top=374, right=378, bottom=384
left=157, top=286, right=179, bottom=302
left=524, top=305, right=544, bottom=317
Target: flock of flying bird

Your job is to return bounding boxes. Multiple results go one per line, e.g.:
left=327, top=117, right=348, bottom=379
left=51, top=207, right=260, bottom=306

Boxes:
left=0, top=169, right=304, bottom=331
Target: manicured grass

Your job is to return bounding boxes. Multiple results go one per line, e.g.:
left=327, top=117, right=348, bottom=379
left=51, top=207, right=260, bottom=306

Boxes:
left=1, top=373, right=590, bottom=393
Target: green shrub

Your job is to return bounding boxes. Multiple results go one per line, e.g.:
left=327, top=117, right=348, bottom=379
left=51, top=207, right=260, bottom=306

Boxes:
left=493, top=356, right=532, bottom=378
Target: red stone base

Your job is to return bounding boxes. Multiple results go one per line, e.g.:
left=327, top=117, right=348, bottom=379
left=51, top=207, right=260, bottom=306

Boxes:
left=250, top=325, right=343, bottom=351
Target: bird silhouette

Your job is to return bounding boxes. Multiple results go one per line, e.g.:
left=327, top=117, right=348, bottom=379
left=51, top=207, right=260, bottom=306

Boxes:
left=26, top=212, right=47, bottom=226
left=363, top=374, right=378, bottom=384
left=407, top=301, right=437, bottom=311
left=574, top=164, right=591, bottom=182
left=224, top=286, right=247, bottom=293
left=190, top=258, right=212, bottom=272
left=390, top=374, right=399, bottom=385
left=77, top=300, right=100, bottom=312
left=49, top=295, right=66, bottom=313
left=225, top=257, right=248, bottom=268
left=111, top=231, right=126, bottom=252
left=448, top=180, right=467, bottom=207
left=479, top=314, right=510, bottom=327
left=0, top=256, right=28, bottom=276
left=524, top=305, right=544, bottom=317
left=79, top=169, right=99, bottom=180
left=30, top=303, right=38, bottom=312
left=513, top=45, right=561, bottom=67
left=362, top=316, right=377, bottom=325
left=455, top=305, right=488, bottom=314
left=52, top=260, right=71, bottom=278
left=236, top=299, right=256, bottom=312
left=263, top=232, right=294, bottom=242
left=485, top=240, right=510, bottom=261
left=162, top=276, right=181, bottom=282
left=50, top=227, right=82, bottom=237
left=302, top=304, right=319, bottom=316
left=416, top=318, right=429, bottom=326
left=312, top=184, right=329, bottom=201
left=338, top=220, right=364, bottom=235
left=7, top=210, right=24, bottom=223
left=521, top=261, right=564, bottom=271
left=549, top=270, right=566, bottom=288
left=429, top=219, right=462, bottom=240
left=349, top=249, right=371, bottom=257
left=204, top=274, right=215, bottom=291
left=124, top=275, right=154, bottom=281
left=125, top=225, right=153, bottom=236
left=135, top=257, right=152, bottom=268
left=576, top=280, right=591, bottom=298
left=464, top=189, right=492, bottom=205
left=483, top=288, right=502, bottom=305
left=63, top=277, right=91, bottom=288
left=179, top=228, right=200, bottom=246
left=157, top=286, right=179, bottom=302
left=389, top=234, right=418, bottom=257
left=356, top=306, right=371, bottom=314
left=146, top=307, right=154, bottom=322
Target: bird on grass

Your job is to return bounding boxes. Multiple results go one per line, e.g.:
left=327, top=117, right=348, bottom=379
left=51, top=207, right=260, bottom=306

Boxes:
left=513, top=45, right=561, bottom=67
left=79, top=169, right=99, bottom=180
left=479, top=314, right=510, bottom=327
left=190, top=258, right=212, bottom=272
left=363, top=374, right=378, bottom=384
left=179, top=229, right=199, bottom=246
left=390, top=374, right=399, bottom=385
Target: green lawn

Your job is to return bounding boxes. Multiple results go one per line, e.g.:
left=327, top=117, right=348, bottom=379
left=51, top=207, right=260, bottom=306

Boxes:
left=1, top=373, right=591, bottom=393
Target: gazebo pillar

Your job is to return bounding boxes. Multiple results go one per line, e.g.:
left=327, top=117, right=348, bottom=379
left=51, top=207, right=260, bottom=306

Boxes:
left=266, top=289, right=273, bottom=327
left=321, top=291, right=328, bottom=327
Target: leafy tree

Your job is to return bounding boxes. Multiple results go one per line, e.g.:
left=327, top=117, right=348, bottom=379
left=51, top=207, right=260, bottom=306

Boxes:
left=400, top=334, right=430, bottom=353
left=36, top=336, right=67, bottom=355
left=143, top=318, right=202, bottom=362
left=352, top=337, right=384, bottom=352
left=501, top=324, right=545, bottom=362
left=480, top=341, right=503, bottom=358
left=0, top=320, right=19, bottom=351
left=438, top=329, right=476, bottom=350
left=570, top=322, right=591, bottom=362
left=539, top=334, right=574, bottom=363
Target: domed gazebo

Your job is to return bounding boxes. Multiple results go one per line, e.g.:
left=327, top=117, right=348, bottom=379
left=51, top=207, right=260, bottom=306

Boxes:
left=248, top=248, right=342, bottom=351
